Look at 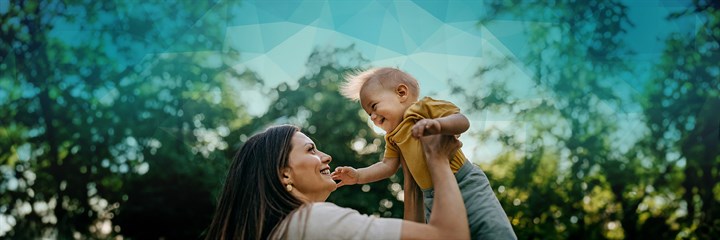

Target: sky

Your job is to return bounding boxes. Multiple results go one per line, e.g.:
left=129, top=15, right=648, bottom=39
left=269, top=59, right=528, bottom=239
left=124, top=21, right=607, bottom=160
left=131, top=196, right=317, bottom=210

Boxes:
left=31, top=0, right=695, bottom=163
left=212, top=0, right=692, bottom=163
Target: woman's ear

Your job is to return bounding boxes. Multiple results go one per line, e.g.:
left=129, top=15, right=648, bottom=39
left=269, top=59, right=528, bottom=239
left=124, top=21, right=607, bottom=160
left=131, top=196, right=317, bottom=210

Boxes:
left=281, top=167, right=293, bottom=185
left=396, top=84, right=409, bottom=102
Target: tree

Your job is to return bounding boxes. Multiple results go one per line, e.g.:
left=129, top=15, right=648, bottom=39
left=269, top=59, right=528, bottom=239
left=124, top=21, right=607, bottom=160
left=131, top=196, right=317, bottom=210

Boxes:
left=0, top=0, right=249, bottom=238
left=471, top=1, right=648, bottom=239
left=640, top=2, right=720, bottom=238
left=471, top=0, right=719, bottom=239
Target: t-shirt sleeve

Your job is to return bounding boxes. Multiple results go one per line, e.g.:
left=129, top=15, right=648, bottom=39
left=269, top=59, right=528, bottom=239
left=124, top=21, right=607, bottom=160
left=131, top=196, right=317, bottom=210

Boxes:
left=383, top=134, right=400, bottom=158
left=285, top=202, right=402, bottom=240
left=412, top=97, right=460, bottom=119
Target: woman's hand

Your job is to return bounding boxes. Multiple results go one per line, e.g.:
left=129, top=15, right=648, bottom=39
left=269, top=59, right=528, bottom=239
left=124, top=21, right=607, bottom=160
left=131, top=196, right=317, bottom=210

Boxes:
left=419, top=134, right=462, bottom=165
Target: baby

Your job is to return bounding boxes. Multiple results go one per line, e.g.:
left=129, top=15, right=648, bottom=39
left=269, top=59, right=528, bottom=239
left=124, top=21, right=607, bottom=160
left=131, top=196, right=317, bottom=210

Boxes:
left=332, top=67, right=516, bottom=240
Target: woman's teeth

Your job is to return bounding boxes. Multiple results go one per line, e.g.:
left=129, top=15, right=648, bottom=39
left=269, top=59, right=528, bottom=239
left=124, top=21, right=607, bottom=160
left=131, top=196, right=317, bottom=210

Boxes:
left=320, top=169, right=330, bottom=175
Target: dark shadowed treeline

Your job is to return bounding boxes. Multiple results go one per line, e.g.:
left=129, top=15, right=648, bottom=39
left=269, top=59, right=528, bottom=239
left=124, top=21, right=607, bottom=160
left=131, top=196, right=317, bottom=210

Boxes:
left=0, top=1, right=249, bottom=238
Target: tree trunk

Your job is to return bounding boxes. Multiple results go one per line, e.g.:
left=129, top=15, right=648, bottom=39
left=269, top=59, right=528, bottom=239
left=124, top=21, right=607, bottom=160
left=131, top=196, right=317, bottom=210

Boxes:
left=24, top=2, right=71, bottom=237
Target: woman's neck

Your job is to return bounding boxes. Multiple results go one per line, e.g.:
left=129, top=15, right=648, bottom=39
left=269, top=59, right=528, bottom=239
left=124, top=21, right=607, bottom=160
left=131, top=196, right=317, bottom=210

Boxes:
left=291, top=191, right=329, bottom=203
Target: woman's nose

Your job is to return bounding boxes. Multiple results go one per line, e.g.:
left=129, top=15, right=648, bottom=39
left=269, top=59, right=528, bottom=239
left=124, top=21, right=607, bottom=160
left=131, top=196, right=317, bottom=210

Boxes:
left=321, top=151, right=332, bottom=163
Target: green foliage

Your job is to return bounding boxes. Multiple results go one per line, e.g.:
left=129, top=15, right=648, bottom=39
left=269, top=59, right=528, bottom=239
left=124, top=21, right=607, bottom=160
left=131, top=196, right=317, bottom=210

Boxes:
left=0, top=0, right=247, bottom=238
left=471, top=0, right=719, bottom=239
left=640, top=3, right=720, bottom=238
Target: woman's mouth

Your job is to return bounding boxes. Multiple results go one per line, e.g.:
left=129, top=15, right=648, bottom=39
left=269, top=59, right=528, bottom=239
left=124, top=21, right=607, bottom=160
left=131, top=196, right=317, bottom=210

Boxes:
left=320, top=167, right=331, bottom=175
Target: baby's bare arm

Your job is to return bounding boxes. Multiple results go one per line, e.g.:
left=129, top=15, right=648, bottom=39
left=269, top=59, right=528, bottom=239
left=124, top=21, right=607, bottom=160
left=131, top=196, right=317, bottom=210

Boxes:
left=356, top=157, right=401, bottom=184
left=412, top=113, right=470, bottom=137
left=437, top=113, right=470, bottom=135
left=332, top=157, right=401, bottom=187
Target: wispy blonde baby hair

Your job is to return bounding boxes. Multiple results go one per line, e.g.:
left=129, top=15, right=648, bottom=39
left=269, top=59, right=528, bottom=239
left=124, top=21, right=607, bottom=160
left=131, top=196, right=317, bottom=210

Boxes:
left=340, top=67, right=420, bottom=101
left=340, top=68, right=377, bottom=101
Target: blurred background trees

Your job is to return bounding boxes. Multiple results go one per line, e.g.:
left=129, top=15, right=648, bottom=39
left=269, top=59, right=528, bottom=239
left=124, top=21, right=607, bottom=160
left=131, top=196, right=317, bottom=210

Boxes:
left=1, top=0, right=249, bottom=238
left=469, top=0, right=651, bottom=239
left=1, top=0, right=717, bottom=239
left=641, top=2, right=719, bottom=238
left=470, top=0, right=719, bottom=239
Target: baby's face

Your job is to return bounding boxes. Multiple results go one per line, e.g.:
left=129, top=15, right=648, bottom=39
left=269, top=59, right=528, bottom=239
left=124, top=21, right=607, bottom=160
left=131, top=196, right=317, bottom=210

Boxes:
left=359, top=86, right=409, bottom=133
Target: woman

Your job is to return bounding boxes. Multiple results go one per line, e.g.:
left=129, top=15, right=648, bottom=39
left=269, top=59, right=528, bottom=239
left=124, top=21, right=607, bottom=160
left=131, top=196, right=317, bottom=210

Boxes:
left=205, top=125, right=469, bottom=240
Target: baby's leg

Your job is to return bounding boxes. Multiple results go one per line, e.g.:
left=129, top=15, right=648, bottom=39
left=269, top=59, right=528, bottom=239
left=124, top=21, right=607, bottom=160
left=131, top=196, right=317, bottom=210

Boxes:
left=424, top=162, right=517, bottom=240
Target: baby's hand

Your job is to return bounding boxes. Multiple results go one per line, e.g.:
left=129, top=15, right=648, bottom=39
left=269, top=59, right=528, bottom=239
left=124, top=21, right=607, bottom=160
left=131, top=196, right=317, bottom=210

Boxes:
left=331, top=166, right=359, bottom=187
left=412, top=119, right=441, bottom=138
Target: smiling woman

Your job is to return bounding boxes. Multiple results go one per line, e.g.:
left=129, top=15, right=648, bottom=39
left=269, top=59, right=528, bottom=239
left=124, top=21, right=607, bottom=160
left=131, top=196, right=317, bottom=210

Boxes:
left=205, top=124, right=471, bottom=240
left=282, top=131, right=337, bottom=202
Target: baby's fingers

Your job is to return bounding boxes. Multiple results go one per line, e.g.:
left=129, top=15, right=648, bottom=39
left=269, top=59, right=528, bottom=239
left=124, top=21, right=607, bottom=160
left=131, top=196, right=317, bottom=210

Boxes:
left=412, top=124, right=424, bottom=138
left=335, top=180, right=347, bottom=188
left=425, top=120, right=441, bottom=135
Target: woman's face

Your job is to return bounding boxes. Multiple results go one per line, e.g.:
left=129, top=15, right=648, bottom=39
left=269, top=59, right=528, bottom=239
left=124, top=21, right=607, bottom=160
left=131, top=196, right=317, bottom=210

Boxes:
left=286, top=131, right=336, bottom=202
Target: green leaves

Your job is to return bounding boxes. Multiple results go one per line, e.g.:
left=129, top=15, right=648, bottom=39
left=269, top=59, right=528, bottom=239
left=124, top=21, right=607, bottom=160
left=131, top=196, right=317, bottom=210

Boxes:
left=470, top=1, right=719, bottom=239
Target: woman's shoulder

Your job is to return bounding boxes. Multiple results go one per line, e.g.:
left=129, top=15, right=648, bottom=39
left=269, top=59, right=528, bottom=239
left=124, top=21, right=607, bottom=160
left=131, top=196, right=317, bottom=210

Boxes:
left=304, top=202, right=363, bottom=221
left=286, top=202, right=402, bottom=240
left=289, top=202, right=359, bottom=225
left=308, top=201, right=341, bottom=208
left=308, top=202, right=354, bottom=212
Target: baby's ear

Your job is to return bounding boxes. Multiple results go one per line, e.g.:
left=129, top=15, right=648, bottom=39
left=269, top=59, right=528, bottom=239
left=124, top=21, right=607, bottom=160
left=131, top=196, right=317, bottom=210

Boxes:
left=396, top=84, right=409, bottom=101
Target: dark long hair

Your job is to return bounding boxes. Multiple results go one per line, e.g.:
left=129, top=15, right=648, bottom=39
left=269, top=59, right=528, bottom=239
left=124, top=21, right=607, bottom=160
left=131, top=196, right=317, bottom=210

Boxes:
left=205, top=125, right=304, bottom=240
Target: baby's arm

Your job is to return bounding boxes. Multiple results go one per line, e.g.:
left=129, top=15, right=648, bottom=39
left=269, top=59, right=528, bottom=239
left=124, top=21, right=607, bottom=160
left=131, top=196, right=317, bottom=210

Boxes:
left=332, top=157, right=401, bottom=187
left=411, top=113, right=470, bottom=138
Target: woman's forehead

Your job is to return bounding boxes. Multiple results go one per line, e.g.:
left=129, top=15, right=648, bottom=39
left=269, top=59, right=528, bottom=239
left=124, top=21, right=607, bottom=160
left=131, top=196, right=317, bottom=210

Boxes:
left=292, top=131, right=313, bottom=145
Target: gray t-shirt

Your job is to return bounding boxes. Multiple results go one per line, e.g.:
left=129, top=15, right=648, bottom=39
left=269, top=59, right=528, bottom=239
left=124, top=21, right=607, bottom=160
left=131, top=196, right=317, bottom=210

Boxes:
left=275, top=202, right=402, bottom=240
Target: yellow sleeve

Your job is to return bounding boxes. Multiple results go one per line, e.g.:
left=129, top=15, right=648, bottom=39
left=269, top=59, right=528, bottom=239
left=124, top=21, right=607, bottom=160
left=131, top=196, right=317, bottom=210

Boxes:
left=406, top=97, right=461, bottom=119
left=383, top=134, right=400, bottom=158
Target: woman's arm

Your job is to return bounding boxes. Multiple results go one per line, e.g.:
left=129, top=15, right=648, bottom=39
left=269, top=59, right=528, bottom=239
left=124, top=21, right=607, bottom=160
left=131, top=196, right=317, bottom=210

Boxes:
left=399, top=135, right=470, bottom=240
